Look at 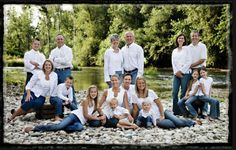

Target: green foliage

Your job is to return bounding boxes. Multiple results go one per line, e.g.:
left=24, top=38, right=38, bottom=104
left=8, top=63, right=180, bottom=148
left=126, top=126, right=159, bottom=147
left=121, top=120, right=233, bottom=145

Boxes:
left=4, top=4, right=230, bottom=68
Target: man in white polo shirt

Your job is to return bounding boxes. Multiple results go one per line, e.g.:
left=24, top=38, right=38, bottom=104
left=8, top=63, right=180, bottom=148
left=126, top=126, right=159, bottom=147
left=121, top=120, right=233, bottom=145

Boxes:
left=121, top=31, right=144, bottom=84
left=189, top=31, right=207, bottom=70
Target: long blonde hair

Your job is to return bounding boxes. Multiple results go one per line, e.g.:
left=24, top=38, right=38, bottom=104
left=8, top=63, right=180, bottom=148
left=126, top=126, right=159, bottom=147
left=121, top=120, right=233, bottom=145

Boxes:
left=85, top=85, right=98, bottom=109
left=135, top=76, right=148, bottom=98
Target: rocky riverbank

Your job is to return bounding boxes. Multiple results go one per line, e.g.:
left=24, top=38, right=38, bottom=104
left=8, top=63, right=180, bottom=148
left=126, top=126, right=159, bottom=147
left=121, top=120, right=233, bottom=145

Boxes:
left=3, top=84, right=229, bottom=145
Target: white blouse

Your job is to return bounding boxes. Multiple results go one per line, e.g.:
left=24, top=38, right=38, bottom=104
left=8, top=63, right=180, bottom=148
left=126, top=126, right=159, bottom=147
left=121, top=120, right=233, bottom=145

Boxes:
left=104, top=47, right=123, bottom=82
left=25, top=70, right=58, bottom=97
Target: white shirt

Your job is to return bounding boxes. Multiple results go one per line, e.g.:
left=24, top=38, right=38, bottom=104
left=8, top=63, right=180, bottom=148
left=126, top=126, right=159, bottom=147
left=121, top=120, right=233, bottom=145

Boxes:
left=197, top=77, right=213, bottom=96
left=106, top=106, right=129, bottom=119
left=189, top=80, right=200, bottom=96
left=138, top=109, right=157, bottom=125
left=132, top=89, right=161, bottom=119
left=49, top=44, right=73, bottom=69
left=104, top=47, right=123, bottom=82
left=71, top=104, right=94, bottom=125
left=57, top=83, right=73, bottom=102
left=24, top=49, right=46, bottom=73
left=171, top=46, right=192, bottom=74
left=121, top=43, right=144, bottom=77
left=120, top=84, right=135, bottom=110
left=25, top=70, right=58, bottom=97
left=188, top=42, right=207, bottom=68
left=101, top=88, right=126, bottom=117
left=41, top=80, right=50, bottom=97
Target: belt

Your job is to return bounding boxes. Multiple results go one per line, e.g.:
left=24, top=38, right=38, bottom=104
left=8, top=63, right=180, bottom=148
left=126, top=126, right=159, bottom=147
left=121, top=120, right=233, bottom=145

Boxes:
left=55, top=67, right=71, bottom=71
left=124, top=68, right=138, bottom=73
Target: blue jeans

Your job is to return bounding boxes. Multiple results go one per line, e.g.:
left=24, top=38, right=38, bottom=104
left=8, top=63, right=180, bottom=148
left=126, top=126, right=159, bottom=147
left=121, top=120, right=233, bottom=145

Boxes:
left=198, top=96, right=220, bottom=119
left=104, top=117, right=119, bottom=128
left=180, top=96, right=199, bottom=117
left=33, top=114, right=83, bottom=133
left=172, top=74, right=191, bottom=115
left=21, top=91, right=45, bottom=112
left=49, top=96, right=63, bottom=116
left=55, top=68, right=78, bottom=109
left=136, top=116, right=153, bottom=127
left=156, top=110, right=195, bottom=129
left=87, top=120, right=102, bottom=127
left=124, top=69, right=138, bottom=84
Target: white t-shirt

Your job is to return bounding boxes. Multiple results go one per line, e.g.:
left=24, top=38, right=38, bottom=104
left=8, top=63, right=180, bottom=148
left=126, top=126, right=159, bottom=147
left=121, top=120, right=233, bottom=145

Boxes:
left=106, top=106, right=129, bottom=119
left=104, top=48, right=123, bottom=82
left=138, top=109, right=157, bottom=125
left=189, top=80, right=200, bottom=95
left=188, top=42, right=207, bottom=68
left=120, top=84, right=135, bottom=110
left=197, top=77, right=213, bottom=96
left=132, top=89, right=161, bottom=119
left=71, top=104, right=94, bottom=125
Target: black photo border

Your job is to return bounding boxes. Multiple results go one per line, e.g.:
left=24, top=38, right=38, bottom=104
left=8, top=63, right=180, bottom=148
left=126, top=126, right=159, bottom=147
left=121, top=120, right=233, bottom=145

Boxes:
left=0, top=0, right=235, bottom=150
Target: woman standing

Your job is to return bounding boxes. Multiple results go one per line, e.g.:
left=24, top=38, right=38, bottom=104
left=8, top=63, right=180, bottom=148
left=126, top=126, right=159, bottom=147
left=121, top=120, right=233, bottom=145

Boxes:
left=24, top=85, right=106, bottom=133
left=132, top=76, right=201, bottom=129
left=8, top=60, right=58, bottom=122
left=171, top=33, right=192, bottom=115
left=104, top=34, right=123, bottom=88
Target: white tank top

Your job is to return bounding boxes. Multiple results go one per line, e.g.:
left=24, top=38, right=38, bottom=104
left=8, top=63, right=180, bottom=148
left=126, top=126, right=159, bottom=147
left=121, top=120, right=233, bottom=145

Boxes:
left=71, top=104, right=94, bottom=125
left=102, top=87, right=125, bottom=117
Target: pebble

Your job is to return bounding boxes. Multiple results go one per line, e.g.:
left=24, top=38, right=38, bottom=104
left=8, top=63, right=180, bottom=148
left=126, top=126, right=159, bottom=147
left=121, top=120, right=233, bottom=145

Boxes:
left=3, top=85, right=229, bottom=145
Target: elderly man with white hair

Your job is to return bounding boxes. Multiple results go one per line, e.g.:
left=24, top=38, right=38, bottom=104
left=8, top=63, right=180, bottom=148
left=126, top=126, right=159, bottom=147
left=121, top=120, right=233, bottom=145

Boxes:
left=121, top=31, right=144, bottom=84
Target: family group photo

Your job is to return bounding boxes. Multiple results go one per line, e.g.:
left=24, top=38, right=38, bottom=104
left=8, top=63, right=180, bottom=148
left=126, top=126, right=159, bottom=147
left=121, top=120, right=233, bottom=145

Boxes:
left=3, top=4, right=230, bottom=146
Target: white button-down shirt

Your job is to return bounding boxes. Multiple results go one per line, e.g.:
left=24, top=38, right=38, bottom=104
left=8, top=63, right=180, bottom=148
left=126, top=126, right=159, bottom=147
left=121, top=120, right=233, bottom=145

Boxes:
left=104, top=47, right=123, bottom=82
left=121, top=43, right=144, bottom=77
left=171, top=46, right=192, bottom=74
left=57, top=83, right=73, bottom=102
left=24, top=49, right=46, bottom=74
left=188, top=42, right=207, bottom=68
left=25, top=70, right=58, bottom=97
left=49, top=44, right=73, bottom=69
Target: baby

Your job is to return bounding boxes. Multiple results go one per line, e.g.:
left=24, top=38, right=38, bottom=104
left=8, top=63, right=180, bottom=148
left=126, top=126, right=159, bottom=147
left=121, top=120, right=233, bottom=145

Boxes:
left=107, top=98, right=138, bottom=129
left=136, top=98, right=156, bottom=128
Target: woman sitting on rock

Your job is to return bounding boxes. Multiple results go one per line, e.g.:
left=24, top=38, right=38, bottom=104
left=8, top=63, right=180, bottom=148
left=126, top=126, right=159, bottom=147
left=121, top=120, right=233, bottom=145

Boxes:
left=132, top=76, right=202, bottom=129
left=8, top=59, right=58, bottom=122
left=24, top=85, right=106, bottom=133
left=99, top=74, right=134, bottom=127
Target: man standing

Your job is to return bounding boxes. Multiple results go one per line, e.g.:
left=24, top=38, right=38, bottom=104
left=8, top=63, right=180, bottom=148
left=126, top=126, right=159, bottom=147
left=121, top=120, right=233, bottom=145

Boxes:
left=24, top=38, right=46, bottom=85
left=189, top=31, right=207, bottom=70
left=49, top=34, right=77, bottom=110
left=121, top=31, right=144, bottom=84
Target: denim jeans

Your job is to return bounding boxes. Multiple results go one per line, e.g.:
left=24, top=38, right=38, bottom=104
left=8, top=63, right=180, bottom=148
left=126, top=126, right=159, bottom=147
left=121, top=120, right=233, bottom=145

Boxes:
left=180, top=96, right=199, bottom=117
left=124, top=69, right=138, bottom=85
left=172, top=74, right=191, bottom=115
left=104, top=117, right=119, bottom=128
left=33, top=113, right=83, bottom=132
left=49, top=96, right=63, bottom=116
left=198, top=96, right=220, bottom=119
left=87, top=120, right=102, bottom=127
left=136, top=116, right=153, bottom=127
left=55, top=68, right=77, bottom=109
left=21, top=91, right=45, bottom=112
left=156, top=110, right=195, bottom=129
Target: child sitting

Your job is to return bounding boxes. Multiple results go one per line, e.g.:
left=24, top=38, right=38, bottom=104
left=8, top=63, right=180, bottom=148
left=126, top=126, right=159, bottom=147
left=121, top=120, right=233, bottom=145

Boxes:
left=107, top=98, right=138, bottom=129
left=50, top=76, right=77, bottom=121
left=136, top=98, right=156, bottom=128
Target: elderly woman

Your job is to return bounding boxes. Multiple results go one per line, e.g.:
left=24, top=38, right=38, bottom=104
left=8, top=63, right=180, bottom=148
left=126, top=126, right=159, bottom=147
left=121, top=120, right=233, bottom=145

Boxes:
left=104, top=33, right=123, bottom=88
left=8, top=60, right=58, bottom=122
left=132, top=76, right=202, bottom=129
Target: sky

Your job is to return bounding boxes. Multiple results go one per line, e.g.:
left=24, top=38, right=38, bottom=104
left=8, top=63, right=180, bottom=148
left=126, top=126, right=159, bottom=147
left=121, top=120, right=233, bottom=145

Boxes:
left=4, top=4, right=73, bottom=28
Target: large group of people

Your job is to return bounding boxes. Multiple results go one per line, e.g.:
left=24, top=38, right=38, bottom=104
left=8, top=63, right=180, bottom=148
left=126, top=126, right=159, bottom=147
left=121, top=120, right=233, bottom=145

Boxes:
left=7, top=30, right=220, bottom=134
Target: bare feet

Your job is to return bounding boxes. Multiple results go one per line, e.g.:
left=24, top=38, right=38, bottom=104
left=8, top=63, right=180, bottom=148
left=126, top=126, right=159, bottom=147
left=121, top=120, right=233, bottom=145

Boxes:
left=194, top=119, right=202, bottom=125
left=51, top=116, right=63, bottom=121
left=24, top=126, right=33, bottom=133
